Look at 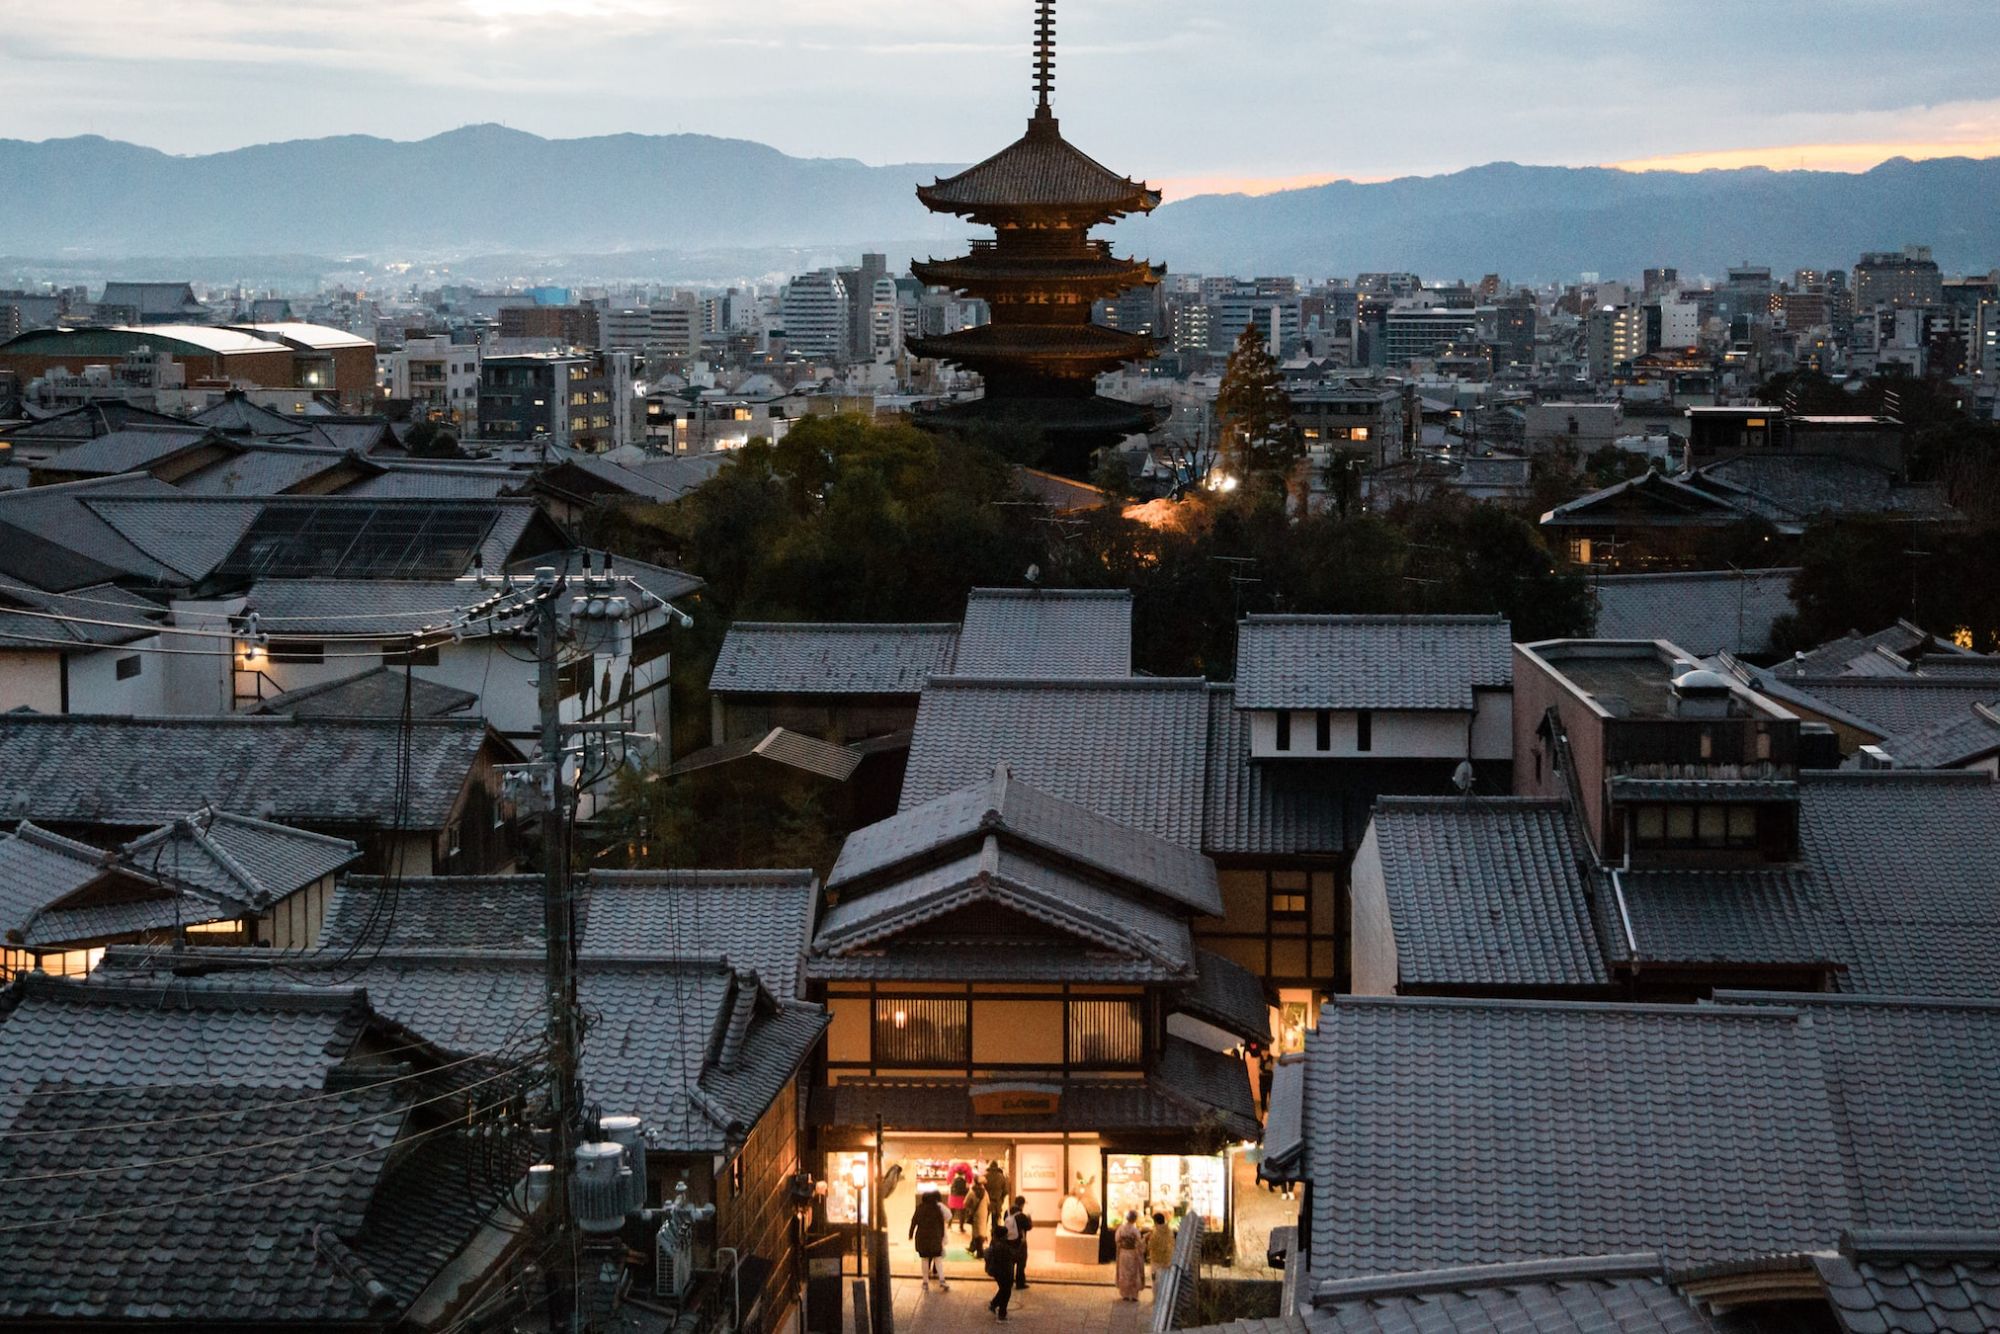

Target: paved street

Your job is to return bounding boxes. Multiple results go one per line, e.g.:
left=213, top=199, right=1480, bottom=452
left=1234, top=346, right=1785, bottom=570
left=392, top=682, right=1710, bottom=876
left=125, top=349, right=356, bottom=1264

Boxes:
left=890, top=1273, right=1160, bottom=1334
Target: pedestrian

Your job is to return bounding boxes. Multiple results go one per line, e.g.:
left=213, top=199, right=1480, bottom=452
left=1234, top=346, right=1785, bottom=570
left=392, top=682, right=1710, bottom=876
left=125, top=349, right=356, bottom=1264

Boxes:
left=984, top=1226, right=1015, bottom=1320
left=967, top=1182, right=989, bottom=1257
left=983, top=1159, right=1008, bottom=1214
left=947, top=1161, right=973, bottom=1229
left=1006, top=1195, right=1033, bottom=1289
left=1114, top=1210, right=1144, bottom=1301
left=1145, top=1212, right=1175, bottom=1297
left=908, top=1188, right=950, bottom=1292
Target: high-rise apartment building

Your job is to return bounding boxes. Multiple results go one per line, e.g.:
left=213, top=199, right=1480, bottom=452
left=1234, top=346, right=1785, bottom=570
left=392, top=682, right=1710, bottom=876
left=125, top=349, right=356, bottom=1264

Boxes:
left=1381, top=307, right=1480, bottom=368
left=1854, top=246, right=1944, bottom=311
left=781, top=269, right=852, bottom=361
left=1585, top=305, right=1647, bottom=376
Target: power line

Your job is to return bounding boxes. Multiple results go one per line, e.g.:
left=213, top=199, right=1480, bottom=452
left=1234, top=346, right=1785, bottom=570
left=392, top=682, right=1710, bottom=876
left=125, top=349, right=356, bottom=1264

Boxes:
left=0, top=578, right=494, bottom=625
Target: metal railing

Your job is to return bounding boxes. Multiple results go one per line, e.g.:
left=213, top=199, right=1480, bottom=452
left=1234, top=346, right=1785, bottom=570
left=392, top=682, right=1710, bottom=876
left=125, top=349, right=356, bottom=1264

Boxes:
left=1150, top=1216, right=1205, bottom=1333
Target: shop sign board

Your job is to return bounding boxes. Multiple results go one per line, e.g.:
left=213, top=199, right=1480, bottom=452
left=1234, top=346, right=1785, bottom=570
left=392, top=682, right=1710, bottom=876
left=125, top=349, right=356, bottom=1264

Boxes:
left=969, top=1082, right=1061, bottom=1117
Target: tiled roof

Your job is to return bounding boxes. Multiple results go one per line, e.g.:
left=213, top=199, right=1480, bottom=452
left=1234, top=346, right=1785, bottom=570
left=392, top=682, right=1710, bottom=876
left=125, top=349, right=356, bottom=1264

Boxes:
left=0, top=474, right=188, bottom=583
left=174, top=445, right=358, bottom=496
left=0, top=713, right=502, bottom=830
left=901, top=676, right=1211, bottom=846
left=954, top=587, right=1133, bottom=678
left=1795, top=773, right=2000, bottom=996
left=1813, top=1229, right=2000, bottom=1334
left=1713, top=993, right=2000, bottom=1234
left=1611, top=866, right=1841, bottom=971
left=1870, top=704, right=2000, bottom=770
left=1234, top=615, right=1513, bottom=711
left=339, top=463, right=522, bottom=499
left=1772, top=622, right=1958, bottom=679
left=832, top=763, right=1222, bottom=916
left=665, top=727, right=864, bottom=781
left=0, top=821, right=113, bottom=938
left=252, top=665, right=479, bottom=719
left=811, top=837, right=1195, bottom=984
left=1607, top=777, right=1800, bottom=802
left=1201, top=685, right=1351, bottom=856
left=709, top=621, right=960, bottom=695
left=1174, top=949, right=1273, bottom=1044
left=1303, top=1255, right=1711, bottom=1334
left=0, top=582, right=165, bottom=650
left=119, top=808, right=359, bottom=911
left=0, top=1080, right=406, bottom=1324
left=319, top=869, right=816, bottom=999
left=1590, top=567, right=1798, bottom=656
left=1777, top=677, right=2000, bottom=739
left=1301, top=997, right=1849, bottom=1278
left=0, top=974, right=370, bottom=1120
left=1372, top=772, right=2000, bottom=997
left=75, top=492, right=264, bottom=581
left=1369, top=799, right=1608, bottom=990
left=917, top=111, right=1160, bottom=216
left=36, top=426, right=222, bottom=478
left=296, top=956, right=825, bottom=1153
left=1691, top=455, right=1955, bottom=522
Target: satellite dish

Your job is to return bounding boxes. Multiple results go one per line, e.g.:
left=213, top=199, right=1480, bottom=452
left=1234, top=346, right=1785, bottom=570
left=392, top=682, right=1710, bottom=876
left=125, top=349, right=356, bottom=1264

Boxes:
left=1452, top=760, right=1475, bottom=795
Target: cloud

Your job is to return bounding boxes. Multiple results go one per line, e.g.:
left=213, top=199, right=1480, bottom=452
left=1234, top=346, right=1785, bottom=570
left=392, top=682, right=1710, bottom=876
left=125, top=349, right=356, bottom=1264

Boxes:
left=2, top=0, right=1997, bottom=182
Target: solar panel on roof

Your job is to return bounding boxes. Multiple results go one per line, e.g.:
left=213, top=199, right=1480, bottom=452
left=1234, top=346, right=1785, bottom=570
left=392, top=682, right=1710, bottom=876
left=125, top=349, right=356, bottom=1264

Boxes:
left=214, top=502, right=502, bottom=580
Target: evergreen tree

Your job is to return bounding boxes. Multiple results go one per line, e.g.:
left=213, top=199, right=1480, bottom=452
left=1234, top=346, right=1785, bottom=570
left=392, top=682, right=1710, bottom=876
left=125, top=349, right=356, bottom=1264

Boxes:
left=1214, top=322, right=1302, bottom=489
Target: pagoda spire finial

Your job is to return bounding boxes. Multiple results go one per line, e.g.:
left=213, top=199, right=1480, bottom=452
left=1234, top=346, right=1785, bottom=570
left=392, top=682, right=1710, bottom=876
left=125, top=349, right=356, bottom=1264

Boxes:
left=1032, top=0, right=1055, bottom=114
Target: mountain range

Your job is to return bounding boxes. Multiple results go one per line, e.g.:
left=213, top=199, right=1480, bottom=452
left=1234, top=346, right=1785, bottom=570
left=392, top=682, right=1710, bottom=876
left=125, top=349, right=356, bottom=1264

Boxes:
left=2, top=125, right=1996, bottom=283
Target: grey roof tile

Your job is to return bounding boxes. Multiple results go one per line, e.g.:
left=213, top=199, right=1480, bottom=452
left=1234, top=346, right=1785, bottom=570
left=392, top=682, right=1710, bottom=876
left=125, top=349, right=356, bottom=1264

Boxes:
left=832, top=763, right=1223, bottom=916
left=1235, top=615, right=1512, bottom=711
left=35, top=426, right=221, bottom=478
left=710, top=622, right=960, bottom=695
left=1174, top=949, right=1273, bottom=1044
left=1691, top=455, right=1955, bottom=522
left=811, top=837, right=1195, bottom=984
left=1613, top=866, right=1842, bottom=970
left=1713, top=993, right=2000, bottom=1235
left=1866, top=705, right=2000, bottom=770
left=252, top=665, right=479, bottom=719
left=1813, top=1231, right=2000, bottom=1334
left=0, top=713, right=502, bottom=831
left=1590, top=568, right=1799, bottom=657
left=76, top=493, right=266, bottom=581
left=173, top=445, right=357, bottom=496
left=1304, top=1255, right=1712, bottom=1334
left=1301, top=997, right=1850, bottom=1279
left=954, top=587, right=1133, bottom=677
left=0, top=474, right=188, bottom=583
left=319, top=868, right=816, bottom=1000
left=1779, top=678, right=2000, bottom=739
left=1370, top=798, right=1609, bottom=990
left=901, top=676, right=1211, bottom=846
left=1772, top=623, right=1967, bottom=680
left=119, top=808, right=359, bottom=912
left=0, top=581, right=166, bottom=650
left=0, top=821, right=115, bottom=937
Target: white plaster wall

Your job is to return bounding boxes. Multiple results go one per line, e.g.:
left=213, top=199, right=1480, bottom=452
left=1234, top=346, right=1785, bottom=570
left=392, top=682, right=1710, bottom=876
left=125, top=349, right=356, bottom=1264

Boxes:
left=1249, top=708, right=1471, bottom=760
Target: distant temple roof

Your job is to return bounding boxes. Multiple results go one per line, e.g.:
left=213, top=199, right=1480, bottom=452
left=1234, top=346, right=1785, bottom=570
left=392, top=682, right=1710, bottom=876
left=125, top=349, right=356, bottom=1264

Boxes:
left=918, top=108, right=1161, bottom=220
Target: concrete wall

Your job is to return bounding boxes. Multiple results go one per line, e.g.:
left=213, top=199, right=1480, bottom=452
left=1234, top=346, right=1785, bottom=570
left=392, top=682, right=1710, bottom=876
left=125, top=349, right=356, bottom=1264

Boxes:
left=1347, top=823, right=1398, bottom=996
left=0, top=650, right=63, bottom=713
left=66, top=641, right=168, bottom=715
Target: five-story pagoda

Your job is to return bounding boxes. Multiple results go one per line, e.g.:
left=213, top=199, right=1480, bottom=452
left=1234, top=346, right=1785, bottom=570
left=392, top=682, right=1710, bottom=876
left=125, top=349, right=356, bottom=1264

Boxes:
left=910, top=0, right=1163, bottom=470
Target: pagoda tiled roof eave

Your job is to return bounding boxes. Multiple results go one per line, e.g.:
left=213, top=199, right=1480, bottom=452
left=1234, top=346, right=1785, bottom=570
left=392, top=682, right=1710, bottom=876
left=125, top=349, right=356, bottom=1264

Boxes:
left=909, top=255, right=1160, bottom=292
left=915, top=112, right=1161, bottom=219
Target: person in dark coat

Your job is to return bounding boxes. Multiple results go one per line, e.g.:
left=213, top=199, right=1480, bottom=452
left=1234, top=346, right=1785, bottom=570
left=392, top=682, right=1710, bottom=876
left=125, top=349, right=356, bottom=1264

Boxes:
left=983, top=1228, right=1015, bottom=1319
left=908, top=1189, right=950, bottom=1291
left=1006, top=1196, right=1033, bottom=1288
left=983, top=1160, right=1008, bottom=1216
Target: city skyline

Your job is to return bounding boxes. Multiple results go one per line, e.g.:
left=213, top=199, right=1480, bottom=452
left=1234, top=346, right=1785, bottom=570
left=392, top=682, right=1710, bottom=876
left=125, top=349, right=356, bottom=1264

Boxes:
left=3, top=0, right=1998, bottom=197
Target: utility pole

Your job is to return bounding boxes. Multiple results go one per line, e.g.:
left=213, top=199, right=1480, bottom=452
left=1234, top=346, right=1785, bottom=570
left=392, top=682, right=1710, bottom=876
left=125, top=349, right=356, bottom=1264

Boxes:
left=461, top=558, right=689, bottom=1332
left=533, top=566, right=585, bottom=1325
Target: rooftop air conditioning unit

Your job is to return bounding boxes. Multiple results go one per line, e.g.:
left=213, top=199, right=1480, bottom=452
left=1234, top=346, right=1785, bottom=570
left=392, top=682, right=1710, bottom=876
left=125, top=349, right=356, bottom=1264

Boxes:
left=1856, top=744, right=1895, bottom=770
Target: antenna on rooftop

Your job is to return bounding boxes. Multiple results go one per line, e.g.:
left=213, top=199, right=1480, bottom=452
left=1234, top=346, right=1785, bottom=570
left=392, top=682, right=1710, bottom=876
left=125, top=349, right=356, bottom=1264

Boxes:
left=1033, top=0, right=1056, bottom=113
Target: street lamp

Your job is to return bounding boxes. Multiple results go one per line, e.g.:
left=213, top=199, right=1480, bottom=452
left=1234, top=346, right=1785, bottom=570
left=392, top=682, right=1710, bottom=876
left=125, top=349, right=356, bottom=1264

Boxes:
left=847, top=1156, right=868, bottom=1277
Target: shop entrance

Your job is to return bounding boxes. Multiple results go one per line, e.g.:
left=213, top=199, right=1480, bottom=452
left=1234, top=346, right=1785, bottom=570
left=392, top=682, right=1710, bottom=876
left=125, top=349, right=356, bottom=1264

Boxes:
left=830, top=1136, right=1234, bottom=1287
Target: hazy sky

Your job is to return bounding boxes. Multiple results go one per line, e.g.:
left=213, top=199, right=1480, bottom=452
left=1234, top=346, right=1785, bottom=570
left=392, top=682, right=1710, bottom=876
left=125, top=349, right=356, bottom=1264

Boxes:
left=4, top=0, right=1997, bottom=196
